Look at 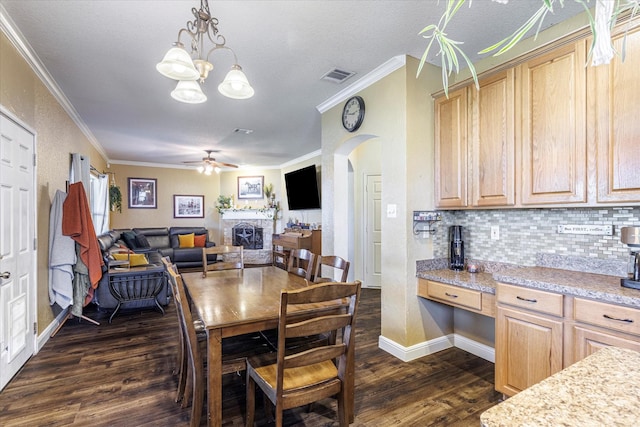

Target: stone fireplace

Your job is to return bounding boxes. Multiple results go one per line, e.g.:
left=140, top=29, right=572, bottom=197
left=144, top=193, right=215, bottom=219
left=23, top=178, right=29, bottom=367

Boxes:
left=221, top=209, right=276, bottom=265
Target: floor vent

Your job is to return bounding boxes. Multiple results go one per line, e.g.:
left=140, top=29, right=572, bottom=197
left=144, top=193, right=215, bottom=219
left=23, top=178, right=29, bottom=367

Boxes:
left=321, top=68, right=356, bottom=83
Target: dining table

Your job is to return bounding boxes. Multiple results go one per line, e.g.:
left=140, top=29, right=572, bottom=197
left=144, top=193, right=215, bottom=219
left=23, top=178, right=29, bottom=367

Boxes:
left=181, top=266, right=354, bottom=426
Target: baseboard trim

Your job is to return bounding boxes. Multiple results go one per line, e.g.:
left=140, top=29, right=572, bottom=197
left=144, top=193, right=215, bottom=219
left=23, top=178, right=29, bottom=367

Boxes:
left=379, top=334, right=454, bottom=362
left=453, top=334, right=495, bottom=363
left=379, top=333, right=495, bottom=363
left=37, top=308, right=70, bottom=353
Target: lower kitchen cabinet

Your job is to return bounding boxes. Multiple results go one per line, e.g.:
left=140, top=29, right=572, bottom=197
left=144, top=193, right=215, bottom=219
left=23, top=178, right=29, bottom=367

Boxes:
left=495, top=306, right=564, bottom=396
left=569, top=297, right=640, bottom=363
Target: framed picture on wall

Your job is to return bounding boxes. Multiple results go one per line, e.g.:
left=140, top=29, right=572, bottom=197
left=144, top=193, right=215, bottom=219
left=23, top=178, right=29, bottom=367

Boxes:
left=237, top=176, right=264, bottom=199
left=128, top=178, right=157, bottom=209
left=173, top=195, right=204, bottom=218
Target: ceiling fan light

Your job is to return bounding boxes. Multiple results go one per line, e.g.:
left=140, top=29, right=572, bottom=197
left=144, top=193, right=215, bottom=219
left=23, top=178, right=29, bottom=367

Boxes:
left=205, top=164, right=214, bottom=173
left=156, top=46, right=200, bottom=81
left=197, top=165, right=205, bottom=173
left=171, top=80, right=207, bottom=104
left=218, top=64, right=255, bottom=99
left=214, top=166, right=221, bottom=174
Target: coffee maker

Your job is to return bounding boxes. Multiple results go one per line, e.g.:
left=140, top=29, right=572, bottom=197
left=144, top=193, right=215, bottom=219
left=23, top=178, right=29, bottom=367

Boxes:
left=620, top=226, right=640, bottom=289
left=449, top=225, right=465, bottom=271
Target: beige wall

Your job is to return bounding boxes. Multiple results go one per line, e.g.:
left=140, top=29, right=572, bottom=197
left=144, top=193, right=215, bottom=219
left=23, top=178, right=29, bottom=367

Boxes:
left=1, top=32, right=107, bottom=333
left=322, top=57, right=451, bottom=347
left=108, top=164, right=220, bottom=236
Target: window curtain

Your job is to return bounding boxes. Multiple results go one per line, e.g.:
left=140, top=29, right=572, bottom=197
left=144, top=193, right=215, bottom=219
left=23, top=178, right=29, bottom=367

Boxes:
left=70, top=153, right=90, bottom=202
left=90, top=174, right=109, bottom=235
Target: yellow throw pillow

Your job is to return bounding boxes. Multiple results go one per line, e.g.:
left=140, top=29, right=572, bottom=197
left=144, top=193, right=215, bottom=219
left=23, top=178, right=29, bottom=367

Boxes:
left=112, top=253, right=148, bottom=267
left=178, top=233, right=195, bottom=248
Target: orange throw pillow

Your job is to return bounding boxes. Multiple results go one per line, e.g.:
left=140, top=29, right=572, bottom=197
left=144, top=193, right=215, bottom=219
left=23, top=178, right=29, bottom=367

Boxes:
left=178, top=233, right=195, bottom=248
left=193, top=234, right=206, bottom=247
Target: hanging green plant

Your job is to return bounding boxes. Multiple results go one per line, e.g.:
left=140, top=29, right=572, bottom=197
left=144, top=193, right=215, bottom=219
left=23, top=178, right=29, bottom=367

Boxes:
left=109, top=184, right=122, bottom=213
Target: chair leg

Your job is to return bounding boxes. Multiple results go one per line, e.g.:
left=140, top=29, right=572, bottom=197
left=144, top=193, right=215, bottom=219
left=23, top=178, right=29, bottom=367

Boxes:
left=337, top=388, right=348, bottom=427
left=182, top=364, right=192, bottom=409
left=245, top=375, right=256, bottom=427
left=190, top=368, right=204, bottom=427
left=275, top=401, right=284, bottom=427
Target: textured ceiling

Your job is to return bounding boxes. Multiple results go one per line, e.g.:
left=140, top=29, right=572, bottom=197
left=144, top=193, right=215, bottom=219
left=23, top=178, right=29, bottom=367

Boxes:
left=0, top=0, right=585, bottom=169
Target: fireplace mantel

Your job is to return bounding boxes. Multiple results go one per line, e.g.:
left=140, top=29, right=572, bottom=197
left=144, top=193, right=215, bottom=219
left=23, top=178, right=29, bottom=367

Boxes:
left=220, top=208, right=276, bottom=220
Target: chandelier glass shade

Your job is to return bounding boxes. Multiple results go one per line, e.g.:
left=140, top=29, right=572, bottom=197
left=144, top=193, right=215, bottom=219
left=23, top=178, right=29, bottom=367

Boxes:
left=156, top=0, right=254, bottom=103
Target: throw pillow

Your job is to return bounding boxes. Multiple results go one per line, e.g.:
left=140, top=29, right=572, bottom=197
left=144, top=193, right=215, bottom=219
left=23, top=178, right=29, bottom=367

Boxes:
left=193, top=233, right=206, bottom=247
left=121, top=231, right=138, bottom=249
left=112, top=253, right=149, bottom=267
left=178, top=233, right=195, bottom=248
left=135, top=233, right=151, bottom=249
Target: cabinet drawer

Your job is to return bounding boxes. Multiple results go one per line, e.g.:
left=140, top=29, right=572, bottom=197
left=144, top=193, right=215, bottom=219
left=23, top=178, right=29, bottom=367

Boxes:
left=497, top=282, right=563, bottom=317
left=426, top=280, right=482, bottom=311
left=574, top=298, right=640, bottom=336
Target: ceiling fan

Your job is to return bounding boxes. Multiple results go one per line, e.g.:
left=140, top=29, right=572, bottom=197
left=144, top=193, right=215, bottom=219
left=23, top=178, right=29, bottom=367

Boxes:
left=184, top=150, right=238, bottom=174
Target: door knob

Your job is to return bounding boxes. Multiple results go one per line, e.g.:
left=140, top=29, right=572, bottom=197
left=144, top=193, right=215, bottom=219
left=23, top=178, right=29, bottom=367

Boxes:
left=0, top=271, right=10, bottom=279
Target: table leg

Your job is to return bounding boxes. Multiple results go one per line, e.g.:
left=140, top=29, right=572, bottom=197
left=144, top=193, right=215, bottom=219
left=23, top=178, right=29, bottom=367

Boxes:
left=207, top=328, right=223, bottom=427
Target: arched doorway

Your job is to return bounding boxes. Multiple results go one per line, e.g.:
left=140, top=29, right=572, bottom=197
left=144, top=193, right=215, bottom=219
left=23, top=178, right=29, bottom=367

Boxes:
left=333, top=134, right=380, bottom=287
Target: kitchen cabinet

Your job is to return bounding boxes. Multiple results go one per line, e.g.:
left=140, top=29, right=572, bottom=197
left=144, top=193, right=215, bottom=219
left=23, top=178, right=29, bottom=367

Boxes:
left=589, top=26, right=640, bottom=204
left=519, top=41, right=587, bottom=205
left=495, top=283, right=564, bottom=396
left=434, top=87, right=468, bottom=208
left=570, top=297, right=640, bottom=363
left=470, top=69, right=516, bottom=207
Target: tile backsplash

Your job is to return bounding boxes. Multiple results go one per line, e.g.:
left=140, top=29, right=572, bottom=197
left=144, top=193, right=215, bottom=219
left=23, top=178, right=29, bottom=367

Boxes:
left=431, top=207, right=640, bottom=267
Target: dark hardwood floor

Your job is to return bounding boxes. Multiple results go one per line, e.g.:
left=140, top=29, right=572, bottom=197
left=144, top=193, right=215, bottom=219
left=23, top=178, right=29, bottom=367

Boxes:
left=0, top=288, right=501, bottom=426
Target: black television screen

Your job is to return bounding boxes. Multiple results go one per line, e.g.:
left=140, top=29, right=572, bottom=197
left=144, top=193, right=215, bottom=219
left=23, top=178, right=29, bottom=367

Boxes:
left=284, top=165, right=321, bottom=210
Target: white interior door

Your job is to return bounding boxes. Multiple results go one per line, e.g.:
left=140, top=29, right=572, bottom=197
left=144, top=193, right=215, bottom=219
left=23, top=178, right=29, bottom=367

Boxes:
left=0, top=112, right=36, bottom=391
left=364, top=174, right=381, bottom=288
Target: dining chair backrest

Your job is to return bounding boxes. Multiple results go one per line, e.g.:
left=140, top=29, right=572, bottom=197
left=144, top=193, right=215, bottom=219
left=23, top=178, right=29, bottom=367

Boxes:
left=167, top=267, right=205, bottom=427
left=202, top=245, right=244, bottom=277
left=286, top=248, right=316, bottom=281
left=314, top=255, right=350, bottom=283
left=245, top=280, right=361, bottom=427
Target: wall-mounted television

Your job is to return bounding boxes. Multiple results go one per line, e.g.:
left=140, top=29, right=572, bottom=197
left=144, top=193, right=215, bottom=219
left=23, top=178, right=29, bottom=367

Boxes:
left=284, top=165, right=321, bottom=210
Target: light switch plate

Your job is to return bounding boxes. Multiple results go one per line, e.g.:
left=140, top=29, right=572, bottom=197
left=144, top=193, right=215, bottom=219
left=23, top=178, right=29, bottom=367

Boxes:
left=386, top=204, right=397, bottom=218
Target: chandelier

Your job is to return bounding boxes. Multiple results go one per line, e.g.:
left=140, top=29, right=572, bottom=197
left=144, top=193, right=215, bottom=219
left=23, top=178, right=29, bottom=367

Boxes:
left=156, top=0, right=254, bottom=103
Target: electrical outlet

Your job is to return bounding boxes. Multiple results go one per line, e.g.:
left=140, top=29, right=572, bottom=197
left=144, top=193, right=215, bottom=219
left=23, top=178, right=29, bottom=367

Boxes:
left=491, top=225, right=500, bottom=240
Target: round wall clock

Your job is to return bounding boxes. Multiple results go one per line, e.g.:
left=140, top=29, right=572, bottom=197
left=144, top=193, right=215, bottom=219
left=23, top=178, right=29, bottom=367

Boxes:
left=342, top=96, right=365, bottom=132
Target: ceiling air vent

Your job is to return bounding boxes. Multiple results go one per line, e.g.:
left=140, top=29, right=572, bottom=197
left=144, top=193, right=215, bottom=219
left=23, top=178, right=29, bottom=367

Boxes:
left=321, top=68, right=356, bottom=84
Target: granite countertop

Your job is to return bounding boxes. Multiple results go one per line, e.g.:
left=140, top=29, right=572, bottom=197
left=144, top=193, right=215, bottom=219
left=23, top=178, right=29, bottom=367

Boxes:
left=480, top=346, right=640, bottom=427
left=417, top=262, right=640, bottom=309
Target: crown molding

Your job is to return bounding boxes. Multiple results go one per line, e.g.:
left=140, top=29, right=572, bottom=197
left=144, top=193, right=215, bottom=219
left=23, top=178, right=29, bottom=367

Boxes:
left=316, top=55, right=406, bottom=113
left=0, top=5, right=109, bottom=162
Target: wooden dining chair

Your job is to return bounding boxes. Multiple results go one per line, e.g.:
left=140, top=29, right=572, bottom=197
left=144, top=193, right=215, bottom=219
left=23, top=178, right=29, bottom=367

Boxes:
left=167, top=264, right=273, bottom=426
left=202, top=245, right=244, bottom=277
left=314, top=255, right=350, bottom=283
left=286, top=248, right=316, bottom=281
left=246, top=280, right=362, bottom=427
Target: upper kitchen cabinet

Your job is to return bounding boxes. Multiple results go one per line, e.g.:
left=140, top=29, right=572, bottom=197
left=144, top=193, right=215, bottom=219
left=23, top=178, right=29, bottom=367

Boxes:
left=589, top=24, right=640, bottom=204
left=470, top=70, right=516, bottom=207
left=519, top=41, right=587, bottom=205
left=435, top=87, right=468, bottom=208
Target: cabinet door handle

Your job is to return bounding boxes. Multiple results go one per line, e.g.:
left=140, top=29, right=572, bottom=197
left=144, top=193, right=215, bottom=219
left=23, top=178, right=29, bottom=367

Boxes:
left=516, top=295, right=537, bottom=303
left=603, top=314, right=634, bottom=323
left=445, top=292, right=458, bottom=298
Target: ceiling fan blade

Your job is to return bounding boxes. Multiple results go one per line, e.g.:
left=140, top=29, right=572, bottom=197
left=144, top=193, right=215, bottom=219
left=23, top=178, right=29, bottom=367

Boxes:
left=217, top=161, right=238, bottom=168
left=183, top=160, right=205, bottom=164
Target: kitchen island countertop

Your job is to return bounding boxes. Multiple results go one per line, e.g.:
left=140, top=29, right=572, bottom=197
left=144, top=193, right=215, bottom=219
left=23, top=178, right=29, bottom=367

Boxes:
left=480, top=346, right=640, bottom=427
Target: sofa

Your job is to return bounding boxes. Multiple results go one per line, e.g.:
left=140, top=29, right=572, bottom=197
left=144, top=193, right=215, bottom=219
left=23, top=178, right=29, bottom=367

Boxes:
left=93, top=227, right=217, bottom=312
left=118, top=227, right=217, bottom=269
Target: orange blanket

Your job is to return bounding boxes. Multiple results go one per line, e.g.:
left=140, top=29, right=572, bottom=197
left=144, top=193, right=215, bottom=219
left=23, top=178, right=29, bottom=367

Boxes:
left=62, top=182, right=104, bottom=288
